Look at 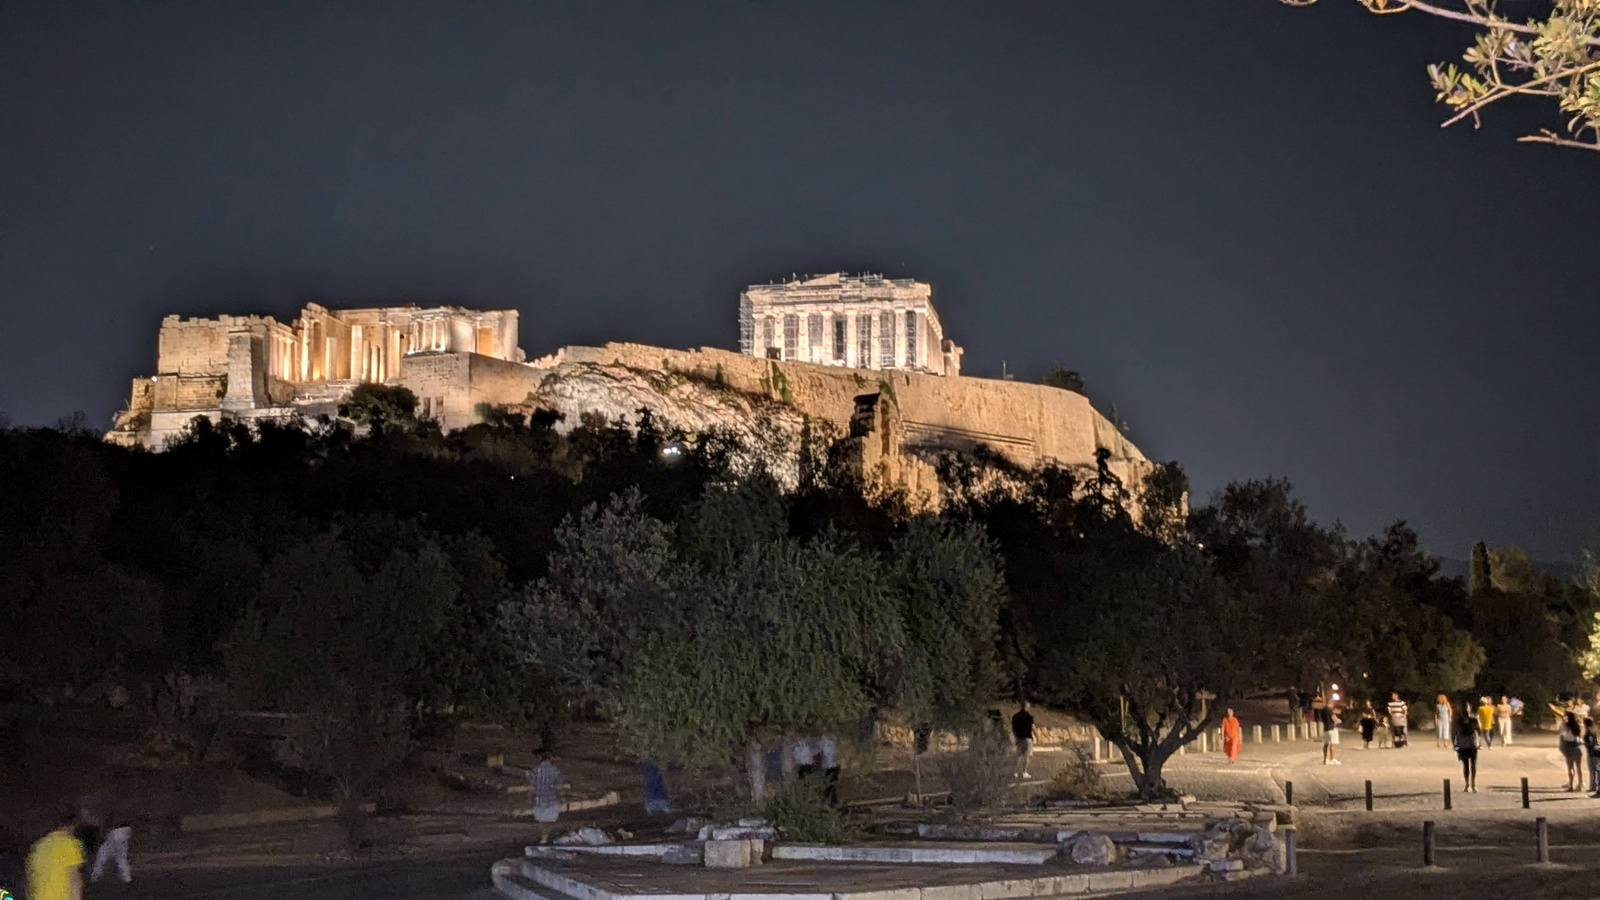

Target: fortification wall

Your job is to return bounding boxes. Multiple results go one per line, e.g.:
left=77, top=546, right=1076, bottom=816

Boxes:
left=156, top=317, right=232, bottom=375
left=542, top=343, right=1145, bottom=475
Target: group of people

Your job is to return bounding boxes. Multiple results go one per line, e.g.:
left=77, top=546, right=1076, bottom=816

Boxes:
left=25, top=802, right=134, bottom=900
left=1551, top=695, right=1600, bottom=794
left=1433, top=694, right=1520, bottom=749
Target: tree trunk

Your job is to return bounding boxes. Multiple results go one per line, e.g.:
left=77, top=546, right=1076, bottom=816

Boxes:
left=1113, top=733, right=1180, bottom=801
left=746, top=740, right=767, bottom=803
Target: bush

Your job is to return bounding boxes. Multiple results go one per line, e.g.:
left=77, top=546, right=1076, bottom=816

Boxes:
left=934, top=731, right=1014, bottom=812
left=764, top=776, right=858, bottom=844
left=1047, top=742, right=1103, bottom=800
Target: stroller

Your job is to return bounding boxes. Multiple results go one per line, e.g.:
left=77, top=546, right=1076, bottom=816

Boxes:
left=1390, top=716, right=1408, bottom=748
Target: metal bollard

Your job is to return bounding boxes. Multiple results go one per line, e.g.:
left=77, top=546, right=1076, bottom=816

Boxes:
left=1285, top=780, right=1294, bottom=806
left=1284, top=827, right=1297, bottom=876
left=1252, top=724, right=1263, bottom=743
left=1536, top=817, right=1549, bottom=863
left=1443, top=779, right=1451, bottom=810
left=1423, top=820, right=1435, bottom=867
left=1365, top=780, right=1374, bottom=811
left=1522, top=776, right=1530, bottom=809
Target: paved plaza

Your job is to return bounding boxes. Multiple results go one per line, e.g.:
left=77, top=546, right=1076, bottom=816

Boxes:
left=1030, top=727, right=1591, bottom=812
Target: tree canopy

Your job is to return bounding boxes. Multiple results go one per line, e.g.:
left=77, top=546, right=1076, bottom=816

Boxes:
left=1283, top=0, right=1600, bottom=153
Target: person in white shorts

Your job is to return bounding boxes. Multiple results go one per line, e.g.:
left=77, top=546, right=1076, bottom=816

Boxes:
left=1320, top=701, right=1341, bottom=765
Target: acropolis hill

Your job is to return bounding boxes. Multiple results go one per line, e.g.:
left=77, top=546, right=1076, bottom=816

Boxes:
left=109, top=273, right=1155, bottom=498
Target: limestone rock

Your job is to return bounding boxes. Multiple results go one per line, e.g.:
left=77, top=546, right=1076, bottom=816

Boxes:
left=1209, top=858, right=1243, bottom=872
left=527, top=363, right=816, bottom=489
left=1070, top=832, right=1118, bottom=867
left=666, top=817, right=708, bottom=835
left=704, top=838, right=758, bottom=868
left=1240, top=827, right=1284, bottom=872
left=661, top=844, right=704, bottom=865
left=551, top=827, right=611, bottom=846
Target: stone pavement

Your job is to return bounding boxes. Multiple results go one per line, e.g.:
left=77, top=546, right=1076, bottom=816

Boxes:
left=495, top=855, right=1210, bottom=900
left=1031, top=729, right=1597, bottom=812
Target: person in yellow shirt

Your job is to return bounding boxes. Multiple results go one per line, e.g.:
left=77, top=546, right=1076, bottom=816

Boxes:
left=26, top=810, right=85, bottom=900
left=1477, top=697, right=1497, bottom=748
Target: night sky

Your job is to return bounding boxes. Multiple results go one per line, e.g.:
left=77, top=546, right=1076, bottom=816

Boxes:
left=3, top=2, right=1597, bottom=562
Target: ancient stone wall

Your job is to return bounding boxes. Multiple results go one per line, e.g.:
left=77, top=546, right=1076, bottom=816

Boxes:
left=534, top=343, right=1146, bottom=480
left=156, top=316, right=233, bottom=375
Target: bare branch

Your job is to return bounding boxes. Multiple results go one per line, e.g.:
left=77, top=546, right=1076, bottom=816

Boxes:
left=1517, top=129, right=1600, bottom=151
left=1282, top=0, right=1600, bottom=49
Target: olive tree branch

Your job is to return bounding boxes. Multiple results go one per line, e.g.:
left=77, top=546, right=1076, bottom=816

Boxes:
left=1439, top=59, right=1600, bottom=128
left=1518, top=128, right=1600, bottom=151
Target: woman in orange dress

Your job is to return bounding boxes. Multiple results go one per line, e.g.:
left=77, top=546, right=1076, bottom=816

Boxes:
left=1221, top=708, right=1243, bottom=763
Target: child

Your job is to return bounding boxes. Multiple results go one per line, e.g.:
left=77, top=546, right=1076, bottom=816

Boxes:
left=1586, top=719, right=1600, bottom=799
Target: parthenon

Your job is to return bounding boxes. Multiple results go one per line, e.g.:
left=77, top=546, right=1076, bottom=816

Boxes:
left=738, top=273, right=963, bottom=375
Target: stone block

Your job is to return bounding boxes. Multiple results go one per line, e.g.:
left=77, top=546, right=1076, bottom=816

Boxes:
left=1085, top=871, right=1135, bottom=892
left=705, top=838, right=756, bottom=868
left=1136, top=832, right=1194, bottom=844
left=521, top=862, right=610, bottom=900
left=975, top=879, right=1037, bottom=900
left=1038, top=874, right=1091, bottom=895
left=1209, top=858, right=1244, bottom=872
left=918, top=885, right=976, bottom=900
left=834, top=890, right=921, bottom=900
left=1131, top=865, right=1202, bottom=887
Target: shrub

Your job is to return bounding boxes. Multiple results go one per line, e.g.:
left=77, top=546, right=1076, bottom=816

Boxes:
left=1047, top=742, right=1103, bottom=800
left=934, top=731, right=1013, bottom=812
left=764, top=776, right=858, bottom=844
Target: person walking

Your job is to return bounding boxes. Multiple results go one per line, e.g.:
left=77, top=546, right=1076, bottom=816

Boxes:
left=818, top=735, right=841, bottom=805
left=1319, top=700, right=1341, bottom=765
left=1586, top=719, right=1600, bottom=799
left=1496, top=695, right=1515, bottom=746
left=1559, top=712, right=1585, bottom=792
left=1012, top=701, right=1036, bottom=779
left=1434, top=694, right=1452, bottom=748
left=1476, top=697, right=1496, bottom=748
left=89, top=821, right=132, bottom=884
left=1221, top=709, right=1243, bottom=764
left=28, top=809, right=86, bottom=900
left=1387, top=692, right=1409, bottom=748
left=640, top=761, right=672, bottom=816
left=527, top=753, right=564, bottom=822
left=1452, top=702, right=1480, bottom=793
left=1359, top=704, right=1378, bottom=749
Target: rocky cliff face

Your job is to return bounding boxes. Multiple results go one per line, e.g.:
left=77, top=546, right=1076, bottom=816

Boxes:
left=521, top=362, right=833, bottom=488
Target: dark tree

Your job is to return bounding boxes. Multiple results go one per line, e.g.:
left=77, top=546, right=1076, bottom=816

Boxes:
left=1041, top=364, right=1086, bottom=393
left=1470, top=540, right=1492, bottom=596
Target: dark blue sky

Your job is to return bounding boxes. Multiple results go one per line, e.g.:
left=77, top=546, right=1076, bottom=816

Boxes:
left=2, top=1, right=1597, bottom=560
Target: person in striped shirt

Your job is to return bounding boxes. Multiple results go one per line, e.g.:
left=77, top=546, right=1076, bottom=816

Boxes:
left=1386, top=693, right=1409, bottom=748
